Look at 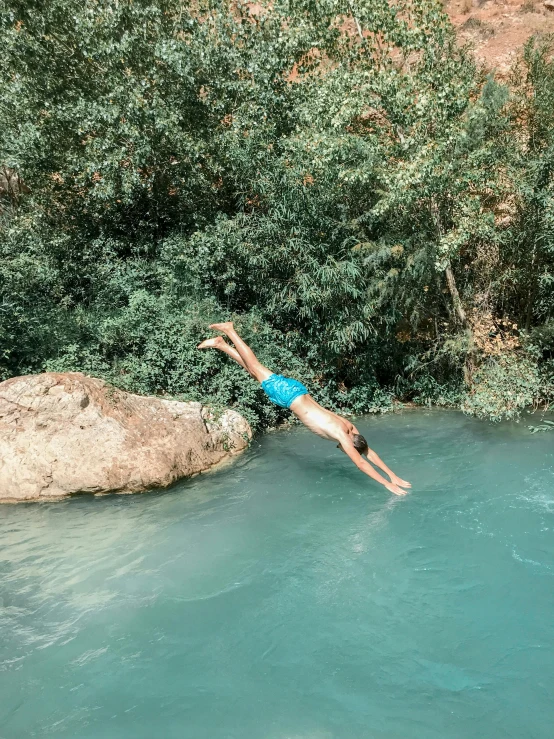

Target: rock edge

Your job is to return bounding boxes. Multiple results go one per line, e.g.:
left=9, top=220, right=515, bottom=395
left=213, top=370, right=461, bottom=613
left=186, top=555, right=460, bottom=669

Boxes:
left=0, top=373, right=252, bottom=502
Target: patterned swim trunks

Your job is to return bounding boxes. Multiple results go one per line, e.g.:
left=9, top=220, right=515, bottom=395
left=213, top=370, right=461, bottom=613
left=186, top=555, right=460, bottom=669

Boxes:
left=261, top=374, right=309, bottom=409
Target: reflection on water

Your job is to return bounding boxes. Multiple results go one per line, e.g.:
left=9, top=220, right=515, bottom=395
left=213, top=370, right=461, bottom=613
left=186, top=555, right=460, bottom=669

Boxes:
left=1, top=410, right=554, bottom=739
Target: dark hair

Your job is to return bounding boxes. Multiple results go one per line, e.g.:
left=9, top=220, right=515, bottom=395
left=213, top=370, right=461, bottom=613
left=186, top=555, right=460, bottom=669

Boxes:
left=352, top=433, right=369, bottom=456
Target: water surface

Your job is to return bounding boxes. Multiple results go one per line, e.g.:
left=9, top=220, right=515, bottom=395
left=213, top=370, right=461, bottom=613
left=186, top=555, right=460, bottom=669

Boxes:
left=1, top=410, right=554, bottom=739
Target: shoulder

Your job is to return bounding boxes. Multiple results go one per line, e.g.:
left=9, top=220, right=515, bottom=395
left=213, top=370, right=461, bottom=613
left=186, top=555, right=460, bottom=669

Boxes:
left=338, top=434, right=366, bottom=464
left=336, top=430, right=354, bottom=451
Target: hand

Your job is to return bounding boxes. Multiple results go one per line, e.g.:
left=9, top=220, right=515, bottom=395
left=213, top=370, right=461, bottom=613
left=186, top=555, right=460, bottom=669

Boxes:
left=385, top=481, right=408, bottom=496
left=390, top=476, right=411, bottom=489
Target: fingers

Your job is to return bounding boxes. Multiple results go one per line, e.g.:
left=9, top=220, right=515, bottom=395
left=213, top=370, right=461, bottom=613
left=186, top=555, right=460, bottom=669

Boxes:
left=386, top=483, right=408, bottom=496
left=390, top=476, right=411, bottom=488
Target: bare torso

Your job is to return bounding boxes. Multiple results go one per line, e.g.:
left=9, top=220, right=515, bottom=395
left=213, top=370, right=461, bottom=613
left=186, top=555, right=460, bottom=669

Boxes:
left=198, top=322, right=411, bottom=495
left=289, top=394, right=355, bottom=444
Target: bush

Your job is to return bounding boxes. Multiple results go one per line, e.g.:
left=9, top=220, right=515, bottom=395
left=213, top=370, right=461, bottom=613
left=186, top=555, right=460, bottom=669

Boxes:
left=462, top=354, right=541, bottom=421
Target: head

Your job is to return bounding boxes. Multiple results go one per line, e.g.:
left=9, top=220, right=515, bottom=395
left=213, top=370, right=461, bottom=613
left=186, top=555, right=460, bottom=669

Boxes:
left=352, top=433, right=369, bottom=457
left=338, top=433, right=369, bottom=457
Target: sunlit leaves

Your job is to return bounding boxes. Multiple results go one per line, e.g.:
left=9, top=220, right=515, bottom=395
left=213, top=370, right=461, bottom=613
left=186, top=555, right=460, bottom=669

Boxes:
left=1, top=1, right=554, bottom=422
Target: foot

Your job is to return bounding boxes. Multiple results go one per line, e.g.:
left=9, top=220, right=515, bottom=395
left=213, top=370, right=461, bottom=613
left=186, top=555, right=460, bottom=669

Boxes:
left=390, top=476, right=411, bottom=489
left=209, top=321, right=234, bottom=334
left=385, top=482, right=408, bottom=496
left=197, top=337, right=225, bottom=350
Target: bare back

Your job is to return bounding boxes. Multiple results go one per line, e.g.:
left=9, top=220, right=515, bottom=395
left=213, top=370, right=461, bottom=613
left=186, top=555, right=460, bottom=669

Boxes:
left=289, top=394, right=355, bottom=444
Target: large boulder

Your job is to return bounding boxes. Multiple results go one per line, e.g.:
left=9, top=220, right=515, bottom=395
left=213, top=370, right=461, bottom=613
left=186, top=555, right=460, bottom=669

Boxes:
left=0, top=373, right=251, bottom=502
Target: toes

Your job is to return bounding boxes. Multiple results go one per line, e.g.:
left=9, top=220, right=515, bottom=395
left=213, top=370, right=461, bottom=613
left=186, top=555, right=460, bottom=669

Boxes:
left=209, top=321, right=233, bottom=331
left=198, top=336, right=225, bottom=350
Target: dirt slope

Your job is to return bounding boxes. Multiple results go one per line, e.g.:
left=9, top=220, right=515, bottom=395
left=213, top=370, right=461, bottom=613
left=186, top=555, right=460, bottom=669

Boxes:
left=446, top=0, right=554, bottom=75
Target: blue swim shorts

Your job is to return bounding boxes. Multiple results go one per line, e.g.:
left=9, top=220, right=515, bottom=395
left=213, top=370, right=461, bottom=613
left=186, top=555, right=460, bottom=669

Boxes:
left=261, top=374, right=309, bottom=409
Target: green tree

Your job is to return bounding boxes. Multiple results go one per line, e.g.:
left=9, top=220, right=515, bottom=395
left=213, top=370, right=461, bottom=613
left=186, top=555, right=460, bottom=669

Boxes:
left=1, top=0, right=553, bottom=425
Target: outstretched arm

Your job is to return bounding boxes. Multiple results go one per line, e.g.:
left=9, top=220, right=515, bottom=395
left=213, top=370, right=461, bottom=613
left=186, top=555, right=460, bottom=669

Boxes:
left=341, top=440, right=407, bottom=496
left=365, top=447, right=411, bottom=488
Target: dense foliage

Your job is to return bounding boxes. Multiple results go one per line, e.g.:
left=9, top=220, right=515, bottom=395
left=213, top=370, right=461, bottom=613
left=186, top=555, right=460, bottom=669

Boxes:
left=1, top=0, right=553, bottom=427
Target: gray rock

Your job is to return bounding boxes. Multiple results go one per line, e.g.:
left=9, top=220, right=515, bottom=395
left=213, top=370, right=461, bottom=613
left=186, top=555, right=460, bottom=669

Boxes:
left=0, top=373, right=251, bottom=502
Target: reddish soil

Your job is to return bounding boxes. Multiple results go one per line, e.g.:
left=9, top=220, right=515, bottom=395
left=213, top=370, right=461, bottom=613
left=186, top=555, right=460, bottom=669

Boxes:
left=445, top=0, right=554, bottom=75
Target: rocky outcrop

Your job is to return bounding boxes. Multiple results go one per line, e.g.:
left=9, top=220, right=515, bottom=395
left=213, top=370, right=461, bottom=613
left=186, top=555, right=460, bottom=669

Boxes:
left=0, top=373, right=251, bottom=502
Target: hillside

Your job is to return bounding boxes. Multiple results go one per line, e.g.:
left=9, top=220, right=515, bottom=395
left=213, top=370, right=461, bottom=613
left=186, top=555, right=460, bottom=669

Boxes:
left=446, top=0, right=554, bottom=74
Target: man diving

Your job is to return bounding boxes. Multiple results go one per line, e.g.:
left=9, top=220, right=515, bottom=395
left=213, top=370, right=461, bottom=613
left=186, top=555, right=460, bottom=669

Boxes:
left=198, top=322, right=411, bottom=496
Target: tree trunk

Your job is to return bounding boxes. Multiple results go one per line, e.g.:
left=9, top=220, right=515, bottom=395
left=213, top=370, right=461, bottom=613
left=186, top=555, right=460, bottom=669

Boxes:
left=444, top=262, right=468, bottom=326
left=524, top=242, right=538, bottom=331
left=347, top=0, right=364, bottom=40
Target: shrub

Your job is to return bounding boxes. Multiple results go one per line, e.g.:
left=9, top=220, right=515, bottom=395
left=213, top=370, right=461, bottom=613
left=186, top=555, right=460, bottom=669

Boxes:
left=462, top=354, right=541, bottom=421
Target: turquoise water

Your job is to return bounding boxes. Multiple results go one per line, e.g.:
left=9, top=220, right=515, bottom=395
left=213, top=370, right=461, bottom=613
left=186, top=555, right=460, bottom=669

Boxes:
left=1, top=410, right=554, bottom=739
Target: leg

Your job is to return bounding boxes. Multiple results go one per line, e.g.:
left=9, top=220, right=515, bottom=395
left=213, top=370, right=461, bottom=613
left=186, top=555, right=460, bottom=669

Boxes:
left=209, top=322, right=272, bottom=382
left=197, top=336, right=248, bottom=371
